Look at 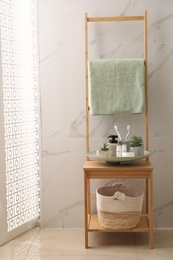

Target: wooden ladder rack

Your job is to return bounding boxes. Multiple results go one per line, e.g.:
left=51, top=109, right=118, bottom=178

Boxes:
left=83, top=11, right=154, bottom=249
left=85, top=11, right=149, bottom=153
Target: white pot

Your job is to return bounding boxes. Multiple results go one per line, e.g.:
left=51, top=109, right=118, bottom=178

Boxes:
left=130, top=147, right=144, bottom=157
left=96, top=150, right=112, bottom=157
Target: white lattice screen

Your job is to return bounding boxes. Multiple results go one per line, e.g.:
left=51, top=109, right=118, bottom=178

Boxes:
left=0, top=0, right=40, bottom=231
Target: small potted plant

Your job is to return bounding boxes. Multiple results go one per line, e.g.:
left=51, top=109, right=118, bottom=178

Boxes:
left=97, top=143, right=112, bottom=157
left=130, top=135, right=144, bottom=156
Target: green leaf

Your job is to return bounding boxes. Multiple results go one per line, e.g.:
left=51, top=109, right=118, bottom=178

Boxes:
left=130, top=135, right=143, bottom=147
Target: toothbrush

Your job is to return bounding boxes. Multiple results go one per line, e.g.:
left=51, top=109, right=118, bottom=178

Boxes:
left=125, top=125, right=131, bottom=140
left=114, top=125, right=122, bottom=140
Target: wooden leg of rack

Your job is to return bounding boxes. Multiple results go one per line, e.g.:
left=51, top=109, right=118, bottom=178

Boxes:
left=149, top=172, right=154, bottom=249
left=85, top=229, right=88, bottom=249
left=84, top=171, right=88, bottom=248
left=87, top=179, right=91, bottom=215
left=146, top=178, right=149, bottom=214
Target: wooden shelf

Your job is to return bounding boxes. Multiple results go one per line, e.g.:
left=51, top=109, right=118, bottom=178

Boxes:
left=88, top=214, right=150, bottom=232
left=84, top=160, right=153, bottom=248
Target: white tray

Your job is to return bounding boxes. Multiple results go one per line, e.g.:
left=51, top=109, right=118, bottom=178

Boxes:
left=86, top=150, right=152, bottom=163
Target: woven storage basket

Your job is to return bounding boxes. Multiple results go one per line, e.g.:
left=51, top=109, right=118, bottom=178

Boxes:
left=96, top=184, right=144, bottom=230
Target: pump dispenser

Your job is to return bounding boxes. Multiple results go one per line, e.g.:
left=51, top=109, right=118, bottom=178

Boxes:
left=107, top=135, right=118, bottom=157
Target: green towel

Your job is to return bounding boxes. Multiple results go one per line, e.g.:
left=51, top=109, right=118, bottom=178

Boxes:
left=88, top=59, right=146, bottom=115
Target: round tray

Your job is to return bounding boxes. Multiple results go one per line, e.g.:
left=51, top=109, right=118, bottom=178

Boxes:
left=86, top=150, right=152, bottom=164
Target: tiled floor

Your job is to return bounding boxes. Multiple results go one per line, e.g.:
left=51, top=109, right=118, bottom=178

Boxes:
left=0, top=228, right=173, bottom=259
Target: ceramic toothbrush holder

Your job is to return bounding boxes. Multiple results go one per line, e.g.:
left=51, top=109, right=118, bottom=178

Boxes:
left=119, top=140, right=130, bottom=152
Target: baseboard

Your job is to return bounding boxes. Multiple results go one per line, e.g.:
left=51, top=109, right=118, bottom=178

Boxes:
left=154, top=227, right=173, bottom=231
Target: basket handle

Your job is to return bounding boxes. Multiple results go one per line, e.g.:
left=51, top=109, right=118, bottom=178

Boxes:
left=112, top=183, right=126, bottom=189
left=112, top=191, right=125, bottom=201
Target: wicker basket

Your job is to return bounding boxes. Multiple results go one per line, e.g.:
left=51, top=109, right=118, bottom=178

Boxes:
left=96, top=183, right=144, bottom=230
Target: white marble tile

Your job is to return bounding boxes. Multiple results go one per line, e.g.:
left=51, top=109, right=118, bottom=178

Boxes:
left=132, top=0, right=173, bottom=43
left=85, top=0, right=132, bottom=17
left=41, top=139, right=85, bottom=227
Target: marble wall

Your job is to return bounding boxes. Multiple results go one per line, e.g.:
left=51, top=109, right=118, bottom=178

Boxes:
left=38, top=0, right=173, bottom=228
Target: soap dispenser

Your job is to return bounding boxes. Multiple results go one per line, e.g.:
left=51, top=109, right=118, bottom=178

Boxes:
left=107, top=135, right=118, bottom=157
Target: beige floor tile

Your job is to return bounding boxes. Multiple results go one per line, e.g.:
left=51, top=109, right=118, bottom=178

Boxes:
left=26, top=228, right=138, bottom=259
left=25, top=257, right=135, bottom=260
left=1, top=227, right=173, bottom=260
left=25, top=256, right=136, bottom=260
left=135, top=230, right=173, bottom=260
left=0, top=258, right=14, bottom=260
left=0, top=227, right=39, bottom=258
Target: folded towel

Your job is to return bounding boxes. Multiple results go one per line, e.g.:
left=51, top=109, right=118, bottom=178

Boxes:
left=88, top=59, right=145, bottom=115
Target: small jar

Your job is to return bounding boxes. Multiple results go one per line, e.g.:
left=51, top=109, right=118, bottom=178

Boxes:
left=107, top=135, right=118, bottom=157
